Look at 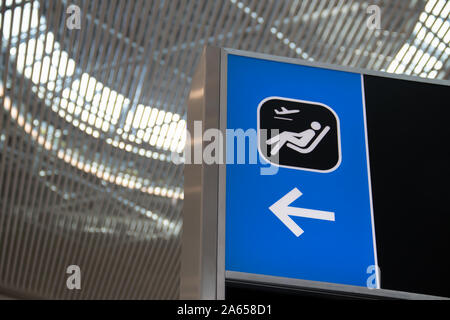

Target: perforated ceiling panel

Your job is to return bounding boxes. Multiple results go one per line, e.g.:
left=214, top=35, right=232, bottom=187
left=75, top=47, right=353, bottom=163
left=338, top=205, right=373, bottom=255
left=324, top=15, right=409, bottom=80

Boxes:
left=0, top=0, right=449, bottom=299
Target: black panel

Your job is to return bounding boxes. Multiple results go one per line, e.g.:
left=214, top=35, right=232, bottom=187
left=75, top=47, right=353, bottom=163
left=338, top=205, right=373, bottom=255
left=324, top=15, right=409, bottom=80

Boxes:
left=363, top=75, right=450, bottom=298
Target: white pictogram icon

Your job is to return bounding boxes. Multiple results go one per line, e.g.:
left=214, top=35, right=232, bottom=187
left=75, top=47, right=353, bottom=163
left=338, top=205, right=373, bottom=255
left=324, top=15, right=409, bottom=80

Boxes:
left=266, top=121, right=330, bottom=155
left=269, top=187, right=335, bottom=237
left=274, top=107, right=300, bottom=121
left=274, top=107, right=300, bottom=115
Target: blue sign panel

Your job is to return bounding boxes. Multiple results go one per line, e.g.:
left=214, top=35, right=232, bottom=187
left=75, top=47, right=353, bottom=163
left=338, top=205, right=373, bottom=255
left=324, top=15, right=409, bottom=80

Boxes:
left=225, top=54, right=378, bottom=288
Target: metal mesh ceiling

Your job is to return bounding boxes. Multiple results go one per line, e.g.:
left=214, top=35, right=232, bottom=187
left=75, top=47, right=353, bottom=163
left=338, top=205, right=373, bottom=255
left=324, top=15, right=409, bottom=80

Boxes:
left=0, top=0, right=449, bottom=299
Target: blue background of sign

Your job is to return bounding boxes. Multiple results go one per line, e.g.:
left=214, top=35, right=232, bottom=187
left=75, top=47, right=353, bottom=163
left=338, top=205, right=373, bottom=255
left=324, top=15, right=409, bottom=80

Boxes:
left=225, top=54, right=377, bottom=287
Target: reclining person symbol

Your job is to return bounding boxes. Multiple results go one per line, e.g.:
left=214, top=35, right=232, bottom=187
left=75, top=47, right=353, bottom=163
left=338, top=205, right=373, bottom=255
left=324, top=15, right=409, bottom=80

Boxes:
left=258, top=97, right=341, bottom=172
left=266, top=121, right=331, bottom=156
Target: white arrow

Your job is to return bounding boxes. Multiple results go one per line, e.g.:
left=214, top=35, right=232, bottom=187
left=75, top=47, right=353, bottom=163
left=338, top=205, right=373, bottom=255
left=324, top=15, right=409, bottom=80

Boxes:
left=269, top=188, right=335, bottom=237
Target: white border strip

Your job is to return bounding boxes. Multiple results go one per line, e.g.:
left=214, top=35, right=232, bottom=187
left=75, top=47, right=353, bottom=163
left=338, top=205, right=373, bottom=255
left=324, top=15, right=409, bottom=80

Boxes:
left=361, top=74, right=381, bottom=289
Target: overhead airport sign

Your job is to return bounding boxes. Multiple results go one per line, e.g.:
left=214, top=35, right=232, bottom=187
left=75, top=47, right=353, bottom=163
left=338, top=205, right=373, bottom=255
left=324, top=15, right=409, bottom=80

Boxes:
left=182, top=47, right=450, bottom=300
left=225, top=52, right=377, bottom=289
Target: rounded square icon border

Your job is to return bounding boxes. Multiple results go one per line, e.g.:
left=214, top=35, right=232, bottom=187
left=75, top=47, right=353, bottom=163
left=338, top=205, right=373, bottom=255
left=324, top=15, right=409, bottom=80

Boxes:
left=257, top=96, right=342, bottom=173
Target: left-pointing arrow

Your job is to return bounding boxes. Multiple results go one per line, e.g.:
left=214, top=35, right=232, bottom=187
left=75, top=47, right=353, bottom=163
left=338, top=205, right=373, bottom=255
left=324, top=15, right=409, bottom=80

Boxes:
left=269, top=188, right=335, bottom=237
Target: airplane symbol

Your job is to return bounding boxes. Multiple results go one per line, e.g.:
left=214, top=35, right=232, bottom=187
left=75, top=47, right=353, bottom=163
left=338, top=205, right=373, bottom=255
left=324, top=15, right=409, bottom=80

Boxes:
left=274, top=107, right=300, bottom=115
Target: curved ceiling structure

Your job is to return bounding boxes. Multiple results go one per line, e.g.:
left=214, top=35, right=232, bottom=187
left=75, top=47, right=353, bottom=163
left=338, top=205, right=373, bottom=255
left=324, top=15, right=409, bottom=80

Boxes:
left=0, top=0, right=449, bottom=299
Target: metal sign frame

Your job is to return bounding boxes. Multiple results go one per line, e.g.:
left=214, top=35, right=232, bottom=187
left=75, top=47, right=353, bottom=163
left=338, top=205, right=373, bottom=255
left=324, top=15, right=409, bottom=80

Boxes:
left=181, top=46, right=449, bottom=300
